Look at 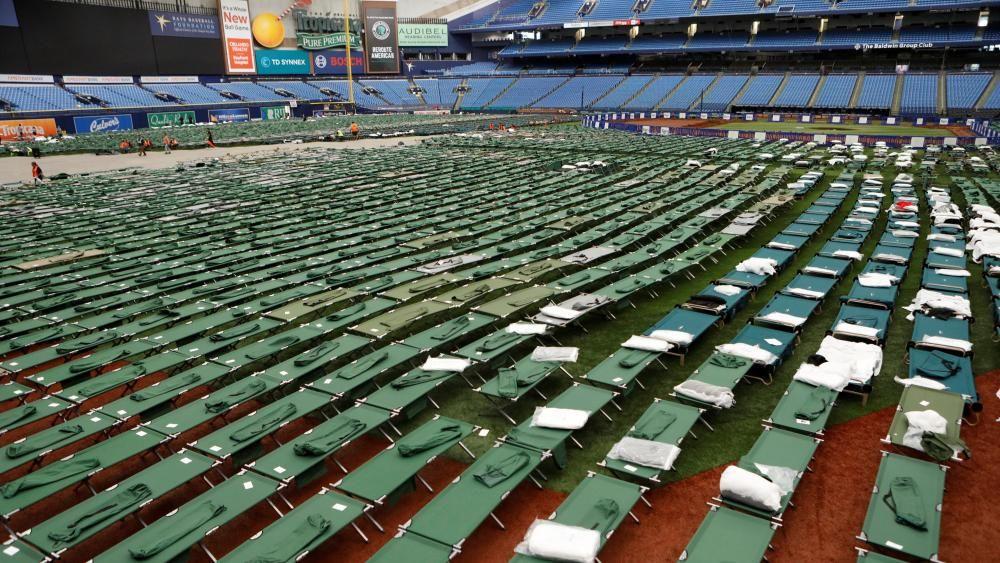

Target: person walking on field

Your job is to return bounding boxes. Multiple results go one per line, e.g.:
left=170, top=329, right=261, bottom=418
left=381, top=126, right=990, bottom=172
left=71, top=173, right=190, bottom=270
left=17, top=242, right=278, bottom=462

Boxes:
left=350, top=122, right=360, bottom=139
left=31, top=161, right=43, bottom=184
left=206, top=130, right=216, bottom=148
left=163, top=134, right=172, bottom=154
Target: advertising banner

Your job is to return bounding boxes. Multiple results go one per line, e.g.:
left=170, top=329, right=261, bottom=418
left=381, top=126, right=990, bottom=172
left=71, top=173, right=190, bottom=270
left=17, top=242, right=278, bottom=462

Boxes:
left=397, top=23, right=448, bottom=47
left=149, top=10, right=219, bottom=38
left=73, top=114, right=134, bottom=134
left=254, top=49, right=311, bottom=75
left=297, top=32, right=361, bottom=50
left=0, top=74, right=53, bottom=83
left=218, top=0, right=255, bottom=74
left=0, top=0, right=16, bottom=27
left=311, top=50, right=365, bottom=75
left=148, top=110, right=197, bottom=127
left=262, top=106, right=290, bottom=120
left=209, top=107, right=250, bottom=123
left=362, top=1, right=399, bottom=74
left=0, top=118, right=57, bottom=141
left=63, top=76, right=133, bottom=84
left=140, top=76, right=199, bottom=83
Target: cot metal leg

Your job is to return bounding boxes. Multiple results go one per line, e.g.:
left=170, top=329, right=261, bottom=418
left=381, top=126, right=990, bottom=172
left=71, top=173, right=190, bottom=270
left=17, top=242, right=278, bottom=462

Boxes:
left=351, top=521, right=370, bottom=543
left=266, top=498, right=284, bottom=518
left=198, top=543, right=218, bottom=563
left=459, top=442, right=477, bottom=460
left=688, top=428, right=699, bottom=440
left=528, top=474, right=544, bottom=489
left=416, top=474, right=434, bottom=492
left=489, top=512, right=506, bottom=530
left=699, top=416, right=715, bottom=432
left=388, top=420, right=403, bottom=437
left=639, top=495, right=653, bottom=509
left=571, top=436, right=584, bottom=449
left=334, top=457, right=349, bottom=474
left=534, top=387, right=550, bottom=401
left=628, top=510, right=640, bottom=524
left=656, top=358, right=669, bottom=371
left=635, top=378, right=646, bottom=390
left=363, top=511, right=385, bottom=533
left=278, top=491, right=295, bottom=510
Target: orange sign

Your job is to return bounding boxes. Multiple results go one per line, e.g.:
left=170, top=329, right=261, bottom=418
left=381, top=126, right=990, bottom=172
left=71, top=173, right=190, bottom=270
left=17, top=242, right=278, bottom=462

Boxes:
left=0, top=118, right=57, bottom=141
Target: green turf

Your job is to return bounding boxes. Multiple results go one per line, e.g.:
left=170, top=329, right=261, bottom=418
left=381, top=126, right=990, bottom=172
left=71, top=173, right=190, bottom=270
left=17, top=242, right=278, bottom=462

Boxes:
left=708, top=121, right=959, bottom=137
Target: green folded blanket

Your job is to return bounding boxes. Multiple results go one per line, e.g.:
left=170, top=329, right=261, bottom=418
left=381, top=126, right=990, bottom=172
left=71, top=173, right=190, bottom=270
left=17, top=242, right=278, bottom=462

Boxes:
left=128, top=501, right=227, bottom=560
left=920, top=432, right=970, bottom=463
left=56, top=331, right=120, bottom=355
left=326, top=302, right=367, bottom=322
left=398, top=424, right=462, bottom=457
left=6, top=424, right=83, bottom=459
left=390, top=370, right=450, bottom=389
left=432, top=316, right=470, bottom=341
left=77, top=364, right=148, bottom=397
left=205, top=380, right=267, bottom=414
left=69, top=348, right=134, bottom=374
left=628, top=410, right=676, bottom=441
left=1, top=458, right=101, bottom=498
left=473, top=450, right=530, bottom=488
left=794, top=387, right=833, bottom=421
left=229, top=403, right=298, bottom=443
left=337, top=350, right=388, bottom=380
left=293, top=418, right=365, bottom=457
left=129, top=373, right=202, bottom=402
left=580, top=498, right=620, bottom=535
left=244, top=335, right=301, bottom=361
left=882, top=476, right=928, bottom=530
left=710, top=354, right=749, bottom=369
left=0, top=405, right=37, bottom=430
left=478, top=332, right=520, bottom=353
left=618, top=349, right=656, bottom=369
left=293, top=341, right=341, bottom=367
left=243, top=514, right=331, bottom=563
left=48, top=483, right=152, bottom=544
left=210, top=322, right=261, bottom=342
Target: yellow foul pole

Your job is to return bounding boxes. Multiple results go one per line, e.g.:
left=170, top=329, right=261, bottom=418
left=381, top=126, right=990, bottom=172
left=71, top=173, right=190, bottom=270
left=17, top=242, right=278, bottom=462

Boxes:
left=344, top=0, right=355, bottom=106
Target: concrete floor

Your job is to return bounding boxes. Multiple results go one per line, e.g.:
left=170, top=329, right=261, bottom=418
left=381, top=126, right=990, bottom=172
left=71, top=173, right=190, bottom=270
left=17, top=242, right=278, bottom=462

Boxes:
left=0, top=135, right=427, bottom=184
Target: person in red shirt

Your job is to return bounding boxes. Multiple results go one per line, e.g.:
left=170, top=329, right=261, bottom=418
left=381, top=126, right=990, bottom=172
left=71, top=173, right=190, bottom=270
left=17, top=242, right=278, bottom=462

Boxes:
left=31, top=161, right=43, bottom=184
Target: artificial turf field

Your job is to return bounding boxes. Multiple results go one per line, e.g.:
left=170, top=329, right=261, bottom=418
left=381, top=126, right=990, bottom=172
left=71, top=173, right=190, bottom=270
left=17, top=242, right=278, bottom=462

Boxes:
left=1, top=121, right=997, bottom=561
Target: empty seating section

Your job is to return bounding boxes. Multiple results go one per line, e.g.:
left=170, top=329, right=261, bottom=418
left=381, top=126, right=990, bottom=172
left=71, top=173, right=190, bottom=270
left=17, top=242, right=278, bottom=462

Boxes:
left=585, top=0, right=636, bottom=19
left=66, top=84, right=174, bottom=108
left=574, top=36, right=628, bottom=54
left=899, top=25, right=976, bottom=43
left=823, top=27, right=892, bottom=46
left=772, top=74, right=820, bottom=108
left=626, top=74, right=683, bottom=109
left=361, top=79, right=420, bottom=106
left=532, top=75, right=623, bottom=108
left=519, top=39, right=575, bottom=55
left=446, top=62, right=499, bottom=75
left=0, top=84, right=81, bottom=111
left=946, top=73, right=990, bottom=110
left=700, top=0, right=765, bottom=15
left=146, top=83, right=226, bottom=105
left=593, top=75, right=654, bottom=109
left=659, top=74, right=716, bottom=111
left=532, top=0, right=586, bottom=25
left=736, top=74, right=784, bottom=106
left=416, top=78, right=462, bottom=107
left=900, top=73, right=938, bottom=114
left=628, top=34, right=688, bottom=52
left=487, top=76, right=566, bottom=109
left=700, top=75, right=748, bottom=111
left=687, top=33, right=749, bottom=50
left=261, top=80, right=324, bottom=100
left=983, top=82, right=1000, bottom=109
left=459, top=77, right=516, bottom=109
left=308, top=80, right=385, bottom=108
left=856, top=74, right=896, bottom=110
left=813, top=74, right=857, bottom=108
left=207, top=81, right=286, bottom=101
left=754, top=30, right=817, bottom=47
left=640, top=0, right=697, bottom=18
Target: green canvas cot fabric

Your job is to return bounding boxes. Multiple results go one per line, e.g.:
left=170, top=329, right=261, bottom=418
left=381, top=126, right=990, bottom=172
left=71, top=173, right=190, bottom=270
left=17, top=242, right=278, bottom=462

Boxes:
left=883, top=476, right=928, bottom=530
left=473, top=450, right=531, bottom=488
left=6, top=424, right=83, bottom=459
left=618, top=349, right=658, bottom=369
left=205, top=380, right=268, bottom=413
left=210, top=322, right=262, bottom=343
left=578, top=498, right=620, bottom=535
left=242, top=514, right=330, bottom=563
left=1, top=458, right=100, bottom=498
left=920, top=432, right=970, bottom=462
left=338, top=350, right=390, bottom=380
left=129, top=372, right=201, bottom=402
left=229, top=403, right=298, bottom=443
left=390, top=370, right=450, bottom=389
left=76, top=364, right=147, bottom=397
left=709, top=353, right=750, bottom=369
left=293, top=418, right=366, bottom=457
left=398, top=424, right=462, bottom=457
left=47, top=483, right=152, bottom=544
left=431, top=315, right=471, bottom=341
left=68, top=347, right=134, bottom=373
left=325, top=302, right=367, bottom=322
left=293, top=341, right=340, bottom=367
left=242, top=334, right=302, bottom=361
left=128, top=501, right=227, bottom=560
left=0, top=405, right=36, bottom=430
left=795, top=386, right=835, bottom=421
left=629, top=411, right=676, bottom=441
left=478, top=332, right=521, bottom=353
left=55, top=330, right=121, bottom=354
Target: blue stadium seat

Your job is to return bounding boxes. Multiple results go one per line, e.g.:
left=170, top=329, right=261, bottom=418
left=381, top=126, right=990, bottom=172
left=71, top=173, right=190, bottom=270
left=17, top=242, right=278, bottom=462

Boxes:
left=145, top=83, right=226, bottom=105
left=899, top=25, right=976, bottom=44
left=754, top=30, right=817, bottom=48
left=687, top=33, right=749, bottom=50
left=700, top=75, right=749, bottom=111
left=416, top=78, right=463, bottom=107
left=856, top=74, right=897, bottom=110
left=206, top=82, right=286, bottom=102
left=260, top=81, right=325, bottom=100
left=660, top=74, right=716, bottom=111
left=532, top=75, right=623, bottom=108
left=0, top=84, right=82, bottom=111
left=360, top=79, right=420, bottom=106
left=812, top=74, right=857, bottom=109
left=625, top=74, right=684, bottom=110
left=459, top=77, right=517, bottom=109
left=488, top=76, right=567, bottom=109
left=593, top=75, right=654, bottom=110
left=900, top=73, right=938, bottom=114
left=735, top=75, right=784, bottom=107
left=823, top=27, right=892, bottom=46
left=627, top=34, right=688, bottom=53
left=66, top=84, right=175, bottom=108
left=945, top=73, right=990, bottom=111
left=772, top=74, right=820, bottom=108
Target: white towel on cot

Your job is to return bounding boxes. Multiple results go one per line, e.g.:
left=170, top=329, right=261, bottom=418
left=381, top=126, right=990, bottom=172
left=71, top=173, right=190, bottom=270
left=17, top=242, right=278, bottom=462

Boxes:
left=713, top=284, right=742, bottom=296
left=530, top=347, right=579, bottom=363
left=516, top=520, right=601, bottom=563
left=420, top=357, right=471, bottom=373
left=531, top=407, right=590, bottom=430
left=505, top=323, right=548, bottom=335
left=649, top=330, right=694, bottom=345
left=715, top=343, right=778, bottom=365
left=622, top=336, right=673, bottom=353
left=539, top=305, right=582, bottom=321
left=719, top=466, right=783, bottom=513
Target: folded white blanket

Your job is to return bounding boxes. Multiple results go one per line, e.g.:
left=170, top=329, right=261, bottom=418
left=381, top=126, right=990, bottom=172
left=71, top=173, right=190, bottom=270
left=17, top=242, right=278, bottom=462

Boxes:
left=517, top=520, right=601, bottom=563
left=736, top=257, right=778, bottom=276
left=713, top=284, right=742, bottom=296
left=833, top=322, right=880, bottom=339
left=420, top=357, right=471, bottom=373
left=858, top=273, right=898, bottom=288
left=759, top=312, right=807, bottom=327
left=531, top=407, right=590, bottom=430
left=606, top=436, right=681, bottom=470
left=932, top=247, right=965, bottom=258
left=833, top=250, right=864, bottom=261
left=817, top=336, right=882, bottom=384
left=894, top=220, right=920, bottom=228
left=927, top=233, right=956, bottom=242
left=716, top=343, right=778, bottom=365
left=793, top=362, right=851, bottom=391
left=768, top=242, right=797, bottom=250
left=891, top=230, right=919, bottom=238
left=934, top=269, right=970, bottom=277
left=649, top=330, right=694, bottom=346
left=719, top=466, right=783, bottom=513
left=622, top=335, right=672, bottom=353
left=539, top=305, right=582, bottom=321
left=902, top=410, right=950, bottom=453
left=919, top=335, right=972, bottom=352
left=505, top=322, right=548, bottom=335
left=903, top=289, right=972, bottom=320
left=785, top=287, right=825, bottom=300
left=802, top=266, right=837, bottom=278
left=673, top=379, right=735, bottom=408
left=531, top=347, right=579, bottom=363
left=967, top=230, right=1000, bottom=263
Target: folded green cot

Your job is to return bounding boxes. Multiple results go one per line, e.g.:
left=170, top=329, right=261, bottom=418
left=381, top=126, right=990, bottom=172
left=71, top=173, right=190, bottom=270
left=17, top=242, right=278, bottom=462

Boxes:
left=600, top=399, right=703, bottom=485
left=351, top=300, right=453, bottom=339
left=476, top=357, right=565, bottom=424
left=549, top=268, right=614, bottom=292
left=93, top=470, right=283, bottom=563
left=359, top=363, right=466, bottom=418
left=501, top=260, right=571, bottom=283
left=0, top=383, right=31, bottom=406
left=454, top=328, right=538, bottom=365
left=581, top=347, right=663, bottom=393
left=333, top=415, right=475, bottom=523
left=189, top=388, right=334, bottom=461
left=352, top=270, right=424, bottom=294
left=511, top=472, right=647, bottom=562
left=369, top=530, right=459, bottom=563
left=53, top=349, right=192, bottom=406
left=671, top=352, right=754, bottom=414
left=765, top=380, right=838, bottom=435
left=401, top=312, right=497, bottom=352
left=0, top=427, right=168, bottom=519
left=858, top=452, right=946, bottom=561
left=885, top=386, right=969, bottom=462
left=97, top=361, right=234, bottom=423
left=503, top=384, right=617, bottom=468
left=390, top=443, right=546, bottom=551
left=719, top=426, right=820, bottom=520
left=247, top=404, right=392, bottom=483
left=474, top=286, right=558, bottom=319
left=316, top=297, right=398, bottom=332
left=21, top=449, right=218, bottom=557
left=306, top=343, right=423, bottom=400
left=680, top=504, right=777, bottom=562
left=219, top=488, right=370, bottom=561
left=0, top=396, right=74, bottom=437
left=0, top=411, right=119, bottom=476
